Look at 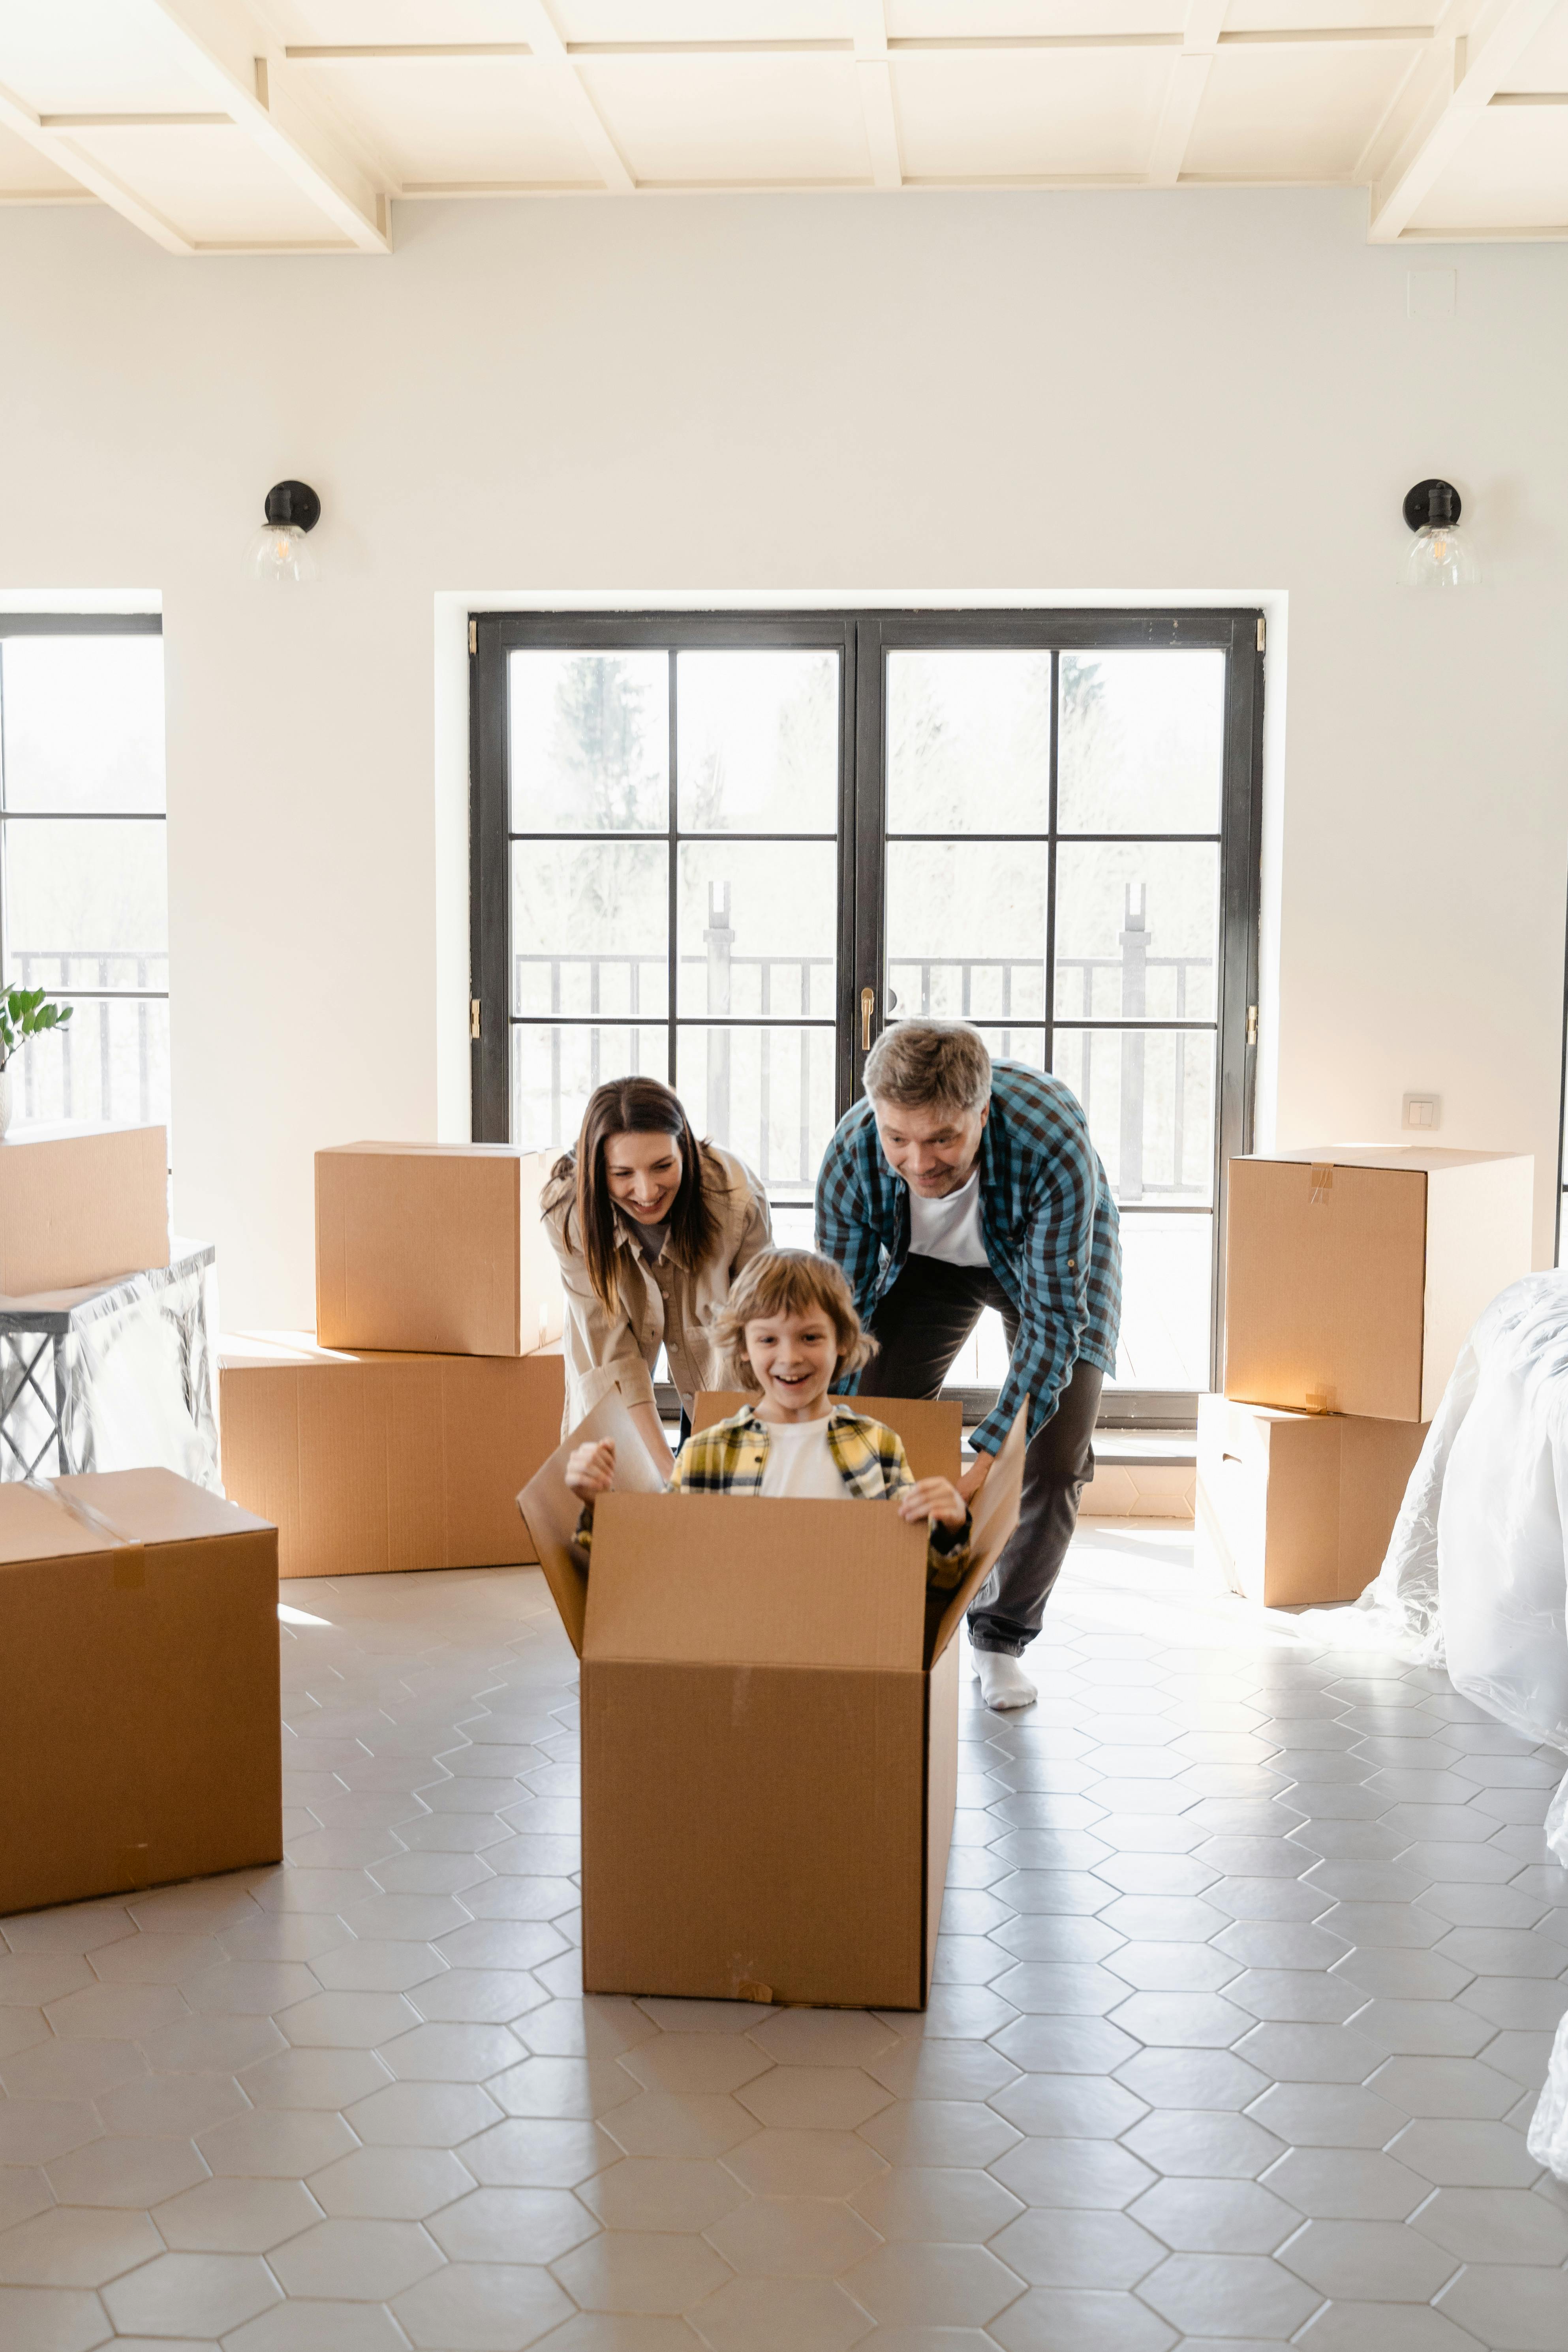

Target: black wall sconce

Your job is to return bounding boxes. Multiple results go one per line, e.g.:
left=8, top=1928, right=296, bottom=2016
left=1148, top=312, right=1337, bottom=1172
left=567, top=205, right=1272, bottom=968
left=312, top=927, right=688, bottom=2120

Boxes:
left=1401, top=479, right=1477, bottom=590
left=246, top=481, right=322, bottom=588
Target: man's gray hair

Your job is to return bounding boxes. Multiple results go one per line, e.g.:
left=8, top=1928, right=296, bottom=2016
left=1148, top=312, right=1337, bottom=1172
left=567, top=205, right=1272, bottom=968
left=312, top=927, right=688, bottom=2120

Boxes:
left=863, top=1021, right=992, bottom=1115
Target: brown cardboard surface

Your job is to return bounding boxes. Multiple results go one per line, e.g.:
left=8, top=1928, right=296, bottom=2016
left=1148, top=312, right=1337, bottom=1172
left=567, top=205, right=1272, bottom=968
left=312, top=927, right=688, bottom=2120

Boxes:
left=693, top=1392, right=964, bottom=1483
left=0, top=1122, right=167, bottom=1296
left=533, top=1398, right=1024, bottom=2008
left=582, top=1661, right=928, bottom=2008
left=0, top=1469, right=281, bottom=1917
left=1196, top=1394, right=1427, bottom=1607
left=220, top=1332, right=563, bottom=1579
left=517, top=1393, right=669, bottom=1656
left=1223, top=1149, right=1533, bottom=1421
left=315, top=1141, right=563, bottom=1357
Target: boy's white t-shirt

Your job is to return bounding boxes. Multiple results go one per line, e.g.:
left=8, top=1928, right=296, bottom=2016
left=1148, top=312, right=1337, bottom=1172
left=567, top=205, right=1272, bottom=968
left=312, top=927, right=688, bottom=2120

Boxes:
left=906, top=1166, right=989, bottom=1268
left=759, top=1418, right=847, bottom=1500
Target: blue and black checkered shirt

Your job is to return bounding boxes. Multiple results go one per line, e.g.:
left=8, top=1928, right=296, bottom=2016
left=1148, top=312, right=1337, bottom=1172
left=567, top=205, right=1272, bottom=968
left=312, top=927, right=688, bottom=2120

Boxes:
left=815, top=1060, right=1122, bottom=1455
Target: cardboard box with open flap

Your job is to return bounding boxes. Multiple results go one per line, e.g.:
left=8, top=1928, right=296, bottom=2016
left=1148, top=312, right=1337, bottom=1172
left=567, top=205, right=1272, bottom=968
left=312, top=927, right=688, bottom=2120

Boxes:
left=520, top=1389, right=1026, bottom=2010
left=0, top=1468, right=282, bottom=1918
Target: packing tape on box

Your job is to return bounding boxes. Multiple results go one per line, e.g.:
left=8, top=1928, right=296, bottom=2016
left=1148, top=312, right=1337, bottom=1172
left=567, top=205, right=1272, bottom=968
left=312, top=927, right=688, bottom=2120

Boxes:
left=112, top=1553, right=145, bottom=1590
left=1305, top=1387, right=1337, bottom=1414
left=735, top=1979, right=772, bottom=2004
left=1309, top=1163, right=1335, bottom=1204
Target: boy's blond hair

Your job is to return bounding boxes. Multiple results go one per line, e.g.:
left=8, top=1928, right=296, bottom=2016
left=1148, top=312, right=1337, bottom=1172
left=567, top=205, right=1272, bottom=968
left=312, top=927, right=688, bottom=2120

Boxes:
left=713, top=1249, right=877, bottom=1389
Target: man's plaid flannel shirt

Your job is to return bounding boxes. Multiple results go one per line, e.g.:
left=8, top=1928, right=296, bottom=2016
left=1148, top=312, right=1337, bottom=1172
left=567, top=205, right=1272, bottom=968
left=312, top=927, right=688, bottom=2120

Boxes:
left=577, top=1403, right=970, bottom=1591
left=816, top=1059, right=1122, bottom=1456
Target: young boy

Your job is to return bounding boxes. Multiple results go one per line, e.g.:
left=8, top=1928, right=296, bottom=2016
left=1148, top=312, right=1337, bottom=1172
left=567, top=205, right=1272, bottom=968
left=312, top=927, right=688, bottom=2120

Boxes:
left=565, top=1248, right=972, bottom=1589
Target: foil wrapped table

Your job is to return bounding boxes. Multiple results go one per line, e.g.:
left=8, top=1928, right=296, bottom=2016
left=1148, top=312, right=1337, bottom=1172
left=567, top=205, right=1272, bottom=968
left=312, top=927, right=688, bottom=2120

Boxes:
left=0, top=1239, right=219, bottom=1490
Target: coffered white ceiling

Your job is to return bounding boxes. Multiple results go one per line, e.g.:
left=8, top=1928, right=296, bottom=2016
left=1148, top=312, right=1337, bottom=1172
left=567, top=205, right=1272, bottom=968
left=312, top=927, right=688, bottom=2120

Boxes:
left=2, top=0, right=1568, bottom=253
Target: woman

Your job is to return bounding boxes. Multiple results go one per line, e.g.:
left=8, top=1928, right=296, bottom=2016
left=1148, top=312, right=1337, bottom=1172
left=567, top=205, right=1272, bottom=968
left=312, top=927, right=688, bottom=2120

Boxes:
left=542, top=1076, right=772, bottom=1474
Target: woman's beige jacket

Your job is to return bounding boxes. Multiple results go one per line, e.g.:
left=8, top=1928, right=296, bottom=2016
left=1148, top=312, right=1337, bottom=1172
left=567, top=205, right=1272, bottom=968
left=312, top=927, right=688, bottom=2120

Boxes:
left=541, top=1144, right=772, bottom=1435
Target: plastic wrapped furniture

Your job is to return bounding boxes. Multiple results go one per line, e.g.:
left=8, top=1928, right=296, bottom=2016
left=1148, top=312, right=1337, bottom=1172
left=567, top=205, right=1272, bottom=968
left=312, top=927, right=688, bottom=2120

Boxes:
left=1309, top=1272, right=1568, bottom=2176
left=0, top=1240, right=220, bottom=1493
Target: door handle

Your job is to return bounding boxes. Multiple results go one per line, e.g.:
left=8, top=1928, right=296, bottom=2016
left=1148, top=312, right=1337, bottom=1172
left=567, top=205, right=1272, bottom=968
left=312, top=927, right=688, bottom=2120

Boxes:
left=861, top=987, right=875, bottom=1051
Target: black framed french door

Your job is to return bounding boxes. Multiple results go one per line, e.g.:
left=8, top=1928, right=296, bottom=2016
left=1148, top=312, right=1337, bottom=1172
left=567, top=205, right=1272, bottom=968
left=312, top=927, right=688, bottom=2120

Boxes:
left=471, top=608, right=1263, bottom=1404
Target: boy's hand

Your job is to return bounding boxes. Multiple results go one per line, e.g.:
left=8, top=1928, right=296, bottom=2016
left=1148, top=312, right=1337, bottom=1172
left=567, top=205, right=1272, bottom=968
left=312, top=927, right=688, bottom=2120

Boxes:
left=565, top=1439, right=616, bottom=1499
left=898, top=1476, right=968, bottom=1532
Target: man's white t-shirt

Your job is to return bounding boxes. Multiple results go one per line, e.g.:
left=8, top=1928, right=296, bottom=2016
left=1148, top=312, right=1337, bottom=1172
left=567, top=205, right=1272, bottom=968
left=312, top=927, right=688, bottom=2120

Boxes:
left=907, top=1166, right=989, bottom=1269
left=759, top=1418, right=847, bottom=1499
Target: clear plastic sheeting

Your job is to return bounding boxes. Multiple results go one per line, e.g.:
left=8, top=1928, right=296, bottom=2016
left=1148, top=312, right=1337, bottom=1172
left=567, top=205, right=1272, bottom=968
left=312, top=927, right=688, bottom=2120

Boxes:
left=0, top=1239, right=220, bottom=1492
left=1286, top=1271, right=1568, bottom=2176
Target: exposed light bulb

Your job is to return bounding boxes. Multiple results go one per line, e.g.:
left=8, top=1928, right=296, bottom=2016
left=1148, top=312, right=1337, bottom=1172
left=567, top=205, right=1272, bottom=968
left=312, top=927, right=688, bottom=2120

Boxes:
left=244, top=480, right=323, bottom=587
left=1400, top=480, right=1478, bottom=590
left=246, top=521, right=319, bottom=587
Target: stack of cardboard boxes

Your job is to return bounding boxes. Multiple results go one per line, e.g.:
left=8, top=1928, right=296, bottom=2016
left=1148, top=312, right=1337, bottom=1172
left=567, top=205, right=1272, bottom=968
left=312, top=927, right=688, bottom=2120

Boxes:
left=1200, top=1146, right=1534, bottom=1607
left=219, top=1141, right=566, bottom=1580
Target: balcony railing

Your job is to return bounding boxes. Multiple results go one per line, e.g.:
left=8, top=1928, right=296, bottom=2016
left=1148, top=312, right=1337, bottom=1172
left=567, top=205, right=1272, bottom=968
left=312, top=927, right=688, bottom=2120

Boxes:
left=515, top=885, right=1212, bottom=1200
left=8, top=953, right=167, bottom=1128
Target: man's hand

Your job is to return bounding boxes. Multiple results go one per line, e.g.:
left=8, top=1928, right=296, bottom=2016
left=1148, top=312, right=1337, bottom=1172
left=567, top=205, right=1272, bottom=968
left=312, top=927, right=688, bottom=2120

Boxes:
left=958, top=1451, right=995, bottom=1504
left=565, top=1439, right=616, bottom=1499
left=898, top=1476, right=968, bottom=1532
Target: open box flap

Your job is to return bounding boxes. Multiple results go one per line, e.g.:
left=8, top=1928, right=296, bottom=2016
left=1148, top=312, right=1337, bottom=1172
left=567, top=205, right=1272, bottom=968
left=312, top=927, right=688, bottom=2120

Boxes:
left=694, top=1392, right=963, bottom=1483
left=586, top=1492, right=928, bottom=1670
left=927, top=1403, right=1029, bottom=1669
left=518, top=1393, right=666, bottom=1657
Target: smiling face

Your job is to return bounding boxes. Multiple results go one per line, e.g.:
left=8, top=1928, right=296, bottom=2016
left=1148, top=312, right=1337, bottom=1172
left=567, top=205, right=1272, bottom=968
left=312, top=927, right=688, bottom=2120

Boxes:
left=871, top=1093, right=989, bottom=1198
left=603, top=1129, right=683, bottom=1225
left=744, top=1305, right=840, bottom=1423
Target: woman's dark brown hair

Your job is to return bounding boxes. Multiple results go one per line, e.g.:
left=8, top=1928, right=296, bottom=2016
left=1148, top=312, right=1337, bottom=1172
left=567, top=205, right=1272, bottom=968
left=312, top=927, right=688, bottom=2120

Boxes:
left=554, top=1077, right=719, bottom=1313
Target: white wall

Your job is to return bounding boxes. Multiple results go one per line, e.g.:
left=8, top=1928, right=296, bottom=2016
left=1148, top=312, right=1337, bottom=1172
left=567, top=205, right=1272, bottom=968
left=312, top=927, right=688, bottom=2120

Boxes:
left=1, top=187, right=1564, bottom=1324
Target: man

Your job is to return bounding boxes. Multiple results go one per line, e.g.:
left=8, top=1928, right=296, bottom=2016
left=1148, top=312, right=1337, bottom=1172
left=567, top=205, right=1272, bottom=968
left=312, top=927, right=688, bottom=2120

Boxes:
left=816, top=1021, right=1121, bottom=1711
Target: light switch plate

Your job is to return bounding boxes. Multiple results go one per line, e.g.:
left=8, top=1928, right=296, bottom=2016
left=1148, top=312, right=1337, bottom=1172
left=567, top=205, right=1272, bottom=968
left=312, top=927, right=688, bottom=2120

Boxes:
left=1403, top=1092, right=1440, bottom=1131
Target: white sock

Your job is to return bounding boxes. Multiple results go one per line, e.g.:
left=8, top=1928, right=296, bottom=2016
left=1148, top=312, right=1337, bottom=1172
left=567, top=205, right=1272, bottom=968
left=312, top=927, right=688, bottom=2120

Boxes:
left=975, top=1650, right=1037, bottom=1710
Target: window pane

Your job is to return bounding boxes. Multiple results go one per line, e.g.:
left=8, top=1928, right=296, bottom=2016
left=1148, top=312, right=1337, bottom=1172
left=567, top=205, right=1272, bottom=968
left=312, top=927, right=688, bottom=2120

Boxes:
left=676, top=1024, right=836, bottom=1202
left=676, top=841, right=836, bottom=1019
left=885, top=841, right=1048, bottom=1022
left=676, top=650, right=838, bottom=833
left=1115, top=1212, right=1213, bottom=1389
left=1055, top=841, right=1219, bottom=1021
left=1052, top=1028, right=1215, bottom=1205
left=511, top=1023, right=668, bottom=1155
left=886, top=650, right=1052, bottom=834
left=969, top=1028, right=1046, bottom=1073
left=1058, top=650, right=1224, bottom=835
left=508, top=650, right=667, bottom=833
left=511, top=841, right=668, bottom=1018
left=0, top=636, right=165, bottom=813
left=3, top=818, right=168, bottom=968
left=9, top=996, right=169, bottom=1131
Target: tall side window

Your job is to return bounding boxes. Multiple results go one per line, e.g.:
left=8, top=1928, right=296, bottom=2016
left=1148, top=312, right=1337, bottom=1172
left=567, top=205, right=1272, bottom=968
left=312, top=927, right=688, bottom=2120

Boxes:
left=0, top=618, right=169, bottom=1132
left=473, top=611, right=1261, bottom=1417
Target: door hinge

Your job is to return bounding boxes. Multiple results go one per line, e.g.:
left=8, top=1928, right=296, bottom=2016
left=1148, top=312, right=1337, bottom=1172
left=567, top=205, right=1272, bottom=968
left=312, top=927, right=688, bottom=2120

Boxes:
left=470, top=996, right=482, bottom=1041
left=1256, top=615, right=1266, bottom=655
left=468, top=618, right=477, bottom=657
left=1246, top=1003, right=1258, bottom=1046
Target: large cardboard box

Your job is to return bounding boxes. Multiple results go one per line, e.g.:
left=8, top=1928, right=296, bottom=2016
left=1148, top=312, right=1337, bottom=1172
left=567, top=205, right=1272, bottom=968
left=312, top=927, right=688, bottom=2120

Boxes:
left=1224, top=1147, right=1533, bottom=1421
left=1196, top=1393, right=1427, bottom=1608
left=315, top=1142, right=563, bottom=1357
left=0, top=1122, right=168, bottom=1296
left=0, top=1468, right=281, bottom=1916
left=521, top=1391, right=1025, bottom=2010
left=220, top=1333, right=564, bottom=1579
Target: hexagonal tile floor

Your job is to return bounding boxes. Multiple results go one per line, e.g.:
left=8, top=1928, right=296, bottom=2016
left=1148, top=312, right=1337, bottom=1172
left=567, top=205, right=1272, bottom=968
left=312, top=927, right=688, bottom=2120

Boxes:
left=2, top=1522, right=1566, bottom=2350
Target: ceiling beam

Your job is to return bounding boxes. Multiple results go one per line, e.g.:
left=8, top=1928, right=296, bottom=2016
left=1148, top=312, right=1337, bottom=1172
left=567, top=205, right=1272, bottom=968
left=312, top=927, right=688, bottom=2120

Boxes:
left=133, top=0, right=391, bottom=249
left=0, top=78, right=195, bottom=250
left=852, top=0, right=902, bottom=190
left=1147, top=2, right=1228, bottom=188
left=1369, top=0, right=1560, bottom=241
left=509, top=0, right=635, bottom=193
